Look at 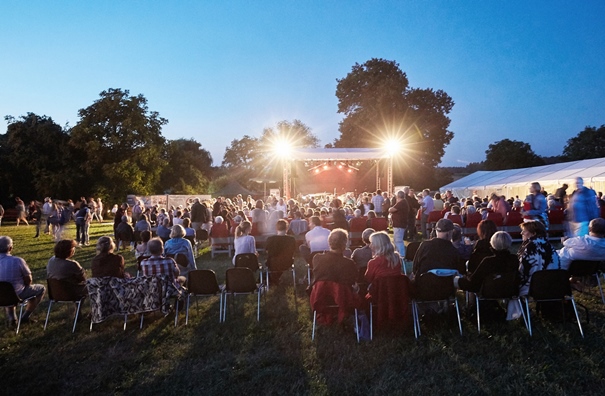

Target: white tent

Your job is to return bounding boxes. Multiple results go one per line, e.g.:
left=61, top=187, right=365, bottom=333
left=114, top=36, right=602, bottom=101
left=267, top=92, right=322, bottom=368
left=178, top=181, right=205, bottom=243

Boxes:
left=440, top=157, right=605, bottom=199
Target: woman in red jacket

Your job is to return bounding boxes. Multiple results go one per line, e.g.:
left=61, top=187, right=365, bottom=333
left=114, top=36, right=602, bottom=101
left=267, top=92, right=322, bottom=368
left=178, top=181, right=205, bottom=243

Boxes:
left=365, top=231, right=402, bottom=284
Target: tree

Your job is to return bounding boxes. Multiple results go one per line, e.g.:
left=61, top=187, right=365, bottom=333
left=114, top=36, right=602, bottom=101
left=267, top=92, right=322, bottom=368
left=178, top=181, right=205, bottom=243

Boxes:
left=334, top=58, right=454, bottom=188
left=160, top=139, right=213, bottom=194
left=258, top=119, right=320, bottom=150
left=563, top=125, right=605, bottom=160
left=0, top=113, right=81, bottom=200
left=222, top=135, right=260, bottom=170
left=70, top=89, right=167, bottom=202
left=484, top=139, right=544, bottom=170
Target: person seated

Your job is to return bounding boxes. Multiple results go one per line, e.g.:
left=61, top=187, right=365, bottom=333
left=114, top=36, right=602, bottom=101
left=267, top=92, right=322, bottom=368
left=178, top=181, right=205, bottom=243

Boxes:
left=300, top=216, right=331, bottom=264
left=444, top=205, right=463, bottom=226
left=441, top=202, right=452, bottom=218
left=412, top=219, right=460, bottom=278
left=358, top=196, right=374, bottom=216
left=451, top=225, right=472, bottom=268
left=365, top=231, right=402, bottom=285
left=365, top=210, right=377, bottom=228
left=267, top=210, right=284, bottom=236
left=558, top=218, right=605, bottom=270
left=467, top=220, right=498, bottom=274
left=156, top=218, right=172, bottom=242
left=209, top=216, right=230, bottom=238
left=164, top=225, right=197, bottom=276
left=311, top=229, right=358, bottom=288
left=135, top=230, right=152, bottom=259
left=351, top=228, right=375, bottom=271
left=134, top=214, right=151, bottom=233
left=232, top=221, right=257, bottom=265
left=454, top=231, right=519, bottom=293
left=182, top=218, right=196, bottom=239
left=115, top=215, right=135, bottom=251
left=331, top=208, right=350, bottom=231
left=91, top=237, right=129, bottom=278
left=0, top=236, right=46, bottom=326
left=518, top=220, right=561, bottom=296
left=250, top=200, right=268, bottom=235
left=172, top=211, right=184, bottom=226
left=265, top=219, right=296, bottom=285
left=47, top=239, right=87, bottom=297
left=288, top=211, right=308, bottom=236
left=140, top=238, right=185, bottom=286
left=348, top=209, right=367, bottom=232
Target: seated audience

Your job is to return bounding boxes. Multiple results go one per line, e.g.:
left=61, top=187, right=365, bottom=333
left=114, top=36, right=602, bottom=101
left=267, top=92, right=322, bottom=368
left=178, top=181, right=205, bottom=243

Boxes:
left=288, top=211, right=309, bottom=235
left=209, top=216, right=230, bottom=238
left=300, top=216, right=331, bottom=263
left=47, top=239, right=87, bottom=297
left=134, top=214, right=151, bottom=233
left=135, top=230, right=152, bottom=258
left=451, top=225, right=472, bottom=266
left=232, top=220, right=257, bottom=265
left=518, top=220, right=561, bottom=296
left=351, top=228, right=375, bottom=270
left=558, top=218, right=605, bottom=269
left=364, top=231, right=402, bottom=284
left=91, top=236, right=129, bottom=278
left=182, top=218, right=196, bottom=239
left=156, top=218, right=171, bottom=242
left=140, top=238, right=185, bottom=286
left=265, top=219, right=296, bottom=285
left=115, top=215, right=135, bottom=251
left=412, top=219, right=460, bottom=278
left=468, top=220, right=498, bottom=274
left=311, top=228, right=358, bottom=287
left=164, top=225, right=197, bottom=275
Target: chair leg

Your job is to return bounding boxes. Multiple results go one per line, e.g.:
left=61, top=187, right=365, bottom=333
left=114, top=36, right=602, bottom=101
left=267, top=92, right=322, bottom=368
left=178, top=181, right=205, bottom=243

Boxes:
left=257, top=290, right=261, bottom=321
left=291, top=267, right=296, bottom=298
left=218, top=292, right=223, bottom=323
left=72, top=301, right=82, bottom=333
left=185, top=295, right=190, bottom=325
left=174, top=299, right=179, bottom=327
left=140, top=313, right=144, bottom=329
left=476, top=296, right=481, bottom=334
left=525, top=298, right=532, bottom=336
left=123, top=314, right=128, bottom=331
left=596, top=274, right=605, bottom=305
left=44, top=300, right=53, bottom=331
left=455, top=298, right=463, bottom=336
left=16, top=304, right=24, bottom=334
left=307, top=265, right=311, bottom=286
left=312, top=310, right=317, bottom=341
left=369, top=303, right=373, bottom=340
left=517, top=299, right=529, bottom=332
left=354, top=309, right=359, bottom=343
left=266, top=269, right=270, bottom=291
left=412, top=301, right=419, bottom=338
left=569, top=297, right=584, bottom=338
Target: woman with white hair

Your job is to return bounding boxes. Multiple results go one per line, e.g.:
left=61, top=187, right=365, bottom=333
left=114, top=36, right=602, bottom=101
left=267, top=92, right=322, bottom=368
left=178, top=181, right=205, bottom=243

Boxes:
left=164, top=224, right=196, bottom=274
left=364, top=231, right=402, bottom=284
left=91, top=236, right=128, bottom=278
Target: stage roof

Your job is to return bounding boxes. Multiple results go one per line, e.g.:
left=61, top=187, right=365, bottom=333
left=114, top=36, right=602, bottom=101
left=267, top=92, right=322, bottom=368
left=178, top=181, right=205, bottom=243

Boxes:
left=288, top=148, right=390, bottom=161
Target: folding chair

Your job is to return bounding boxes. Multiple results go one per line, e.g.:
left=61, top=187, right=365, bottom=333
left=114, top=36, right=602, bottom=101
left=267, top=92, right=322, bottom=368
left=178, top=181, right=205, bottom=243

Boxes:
left=310, top=280, right=360, bottom=343
left=234, top=253, right=263, bottom=284
left=474, top=272, right=528, bottom=334
left=223, top=268, right=263, bottom=322
left=0, top=282, right=37, bottom=334
left=44, top=278, right=87, bottom=333
left=523, top=270, right=584, bottom=337
left=368, top=275, right=412, bottom=340
left=412, top=273, right=462, bottom=338
left=185, top=270, right=224, bottom=324
left=568, top=260, right=605, bottom=304
left=264, top=259, right=296, bottom=292
left=402, top=241, right=421, bottom=276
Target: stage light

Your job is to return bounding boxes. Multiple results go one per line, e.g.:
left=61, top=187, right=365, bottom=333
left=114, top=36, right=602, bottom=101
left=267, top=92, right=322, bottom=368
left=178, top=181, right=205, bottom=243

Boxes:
left=347, top=168, right=352, bottom=173
left=272, top=137, right=293, bottom=158
left=338, top=164, right=343, bottom=169
left=323, top=164, right=329, bottom=170
left=383, top=138, right=402, bottom=157
left=315, top=169, right=320, bottom=174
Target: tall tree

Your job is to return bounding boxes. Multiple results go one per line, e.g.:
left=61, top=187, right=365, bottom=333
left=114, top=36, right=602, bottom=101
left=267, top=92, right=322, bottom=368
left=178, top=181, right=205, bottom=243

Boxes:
left=484, top=139, right=544, bottom=170
left=1, top=113, right=81, bottom=200
left=70, top=89, right=167, bottom=202
left=563, top=125, right=605, bottom=160
left=160, top=139, right=212, bottom=194
left=334, top=58, right=454, bottom=188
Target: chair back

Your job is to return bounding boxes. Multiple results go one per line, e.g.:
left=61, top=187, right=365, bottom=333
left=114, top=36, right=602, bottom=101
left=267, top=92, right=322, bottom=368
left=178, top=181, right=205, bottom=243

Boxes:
left=187, top=270, right=221, bottom=295
left=197, top=229, right=209, bottom=242
left=547, top=209, right=565, bottom=225
left=465, top=212, right=482, bottom=228
left=234, top=253, right=260, bottom=271
left=349, top=217, right=367, bottom=232
left=225, top=268, right=257, bottom=293
left=448, top=214, right=463, bottom=227
left=370, top=217, right=388, bottom=232
left=185, top=236, right=196, bottom=247
left=486, top=212, right=504, bottom=226
left=0, top=282, right=20, bottom=306
left=568, top=260, right=601, bottom=277
left=479, top=272, right=519, bottom=299
left=404, top=242, right=421, bottom=262
left=529, top=270, right=571, bottom=299
left=174, top=253, right=189, bottom=268
left=414, top=273, right=456, bottom=301
left=426, top=211, right=443, bottom=223
left=504, top=211, right=523, bottom=226
left=47, top=278, right=86, bottom=302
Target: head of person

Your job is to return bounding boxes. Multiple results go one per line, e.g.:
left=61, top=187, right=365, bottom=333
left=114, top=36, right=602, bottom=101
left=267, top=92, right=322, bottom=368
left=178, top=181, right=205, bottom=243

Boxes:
left=451, top=224, right=463, bottom=243
left=54, top=239, right=77, bottom=260
left=490, top=193, right=499, bottom=202
left=147, top=237, right=164, bottom=256
left=170, top=224, right=186, bottom=239
left=0, top=236, right=13, bottom=254
left=96, top=236, right=116, bottom=254
left=140, top=214, right=148, bottom=222
left=589, top=218, right=605, bottom=238
left=182, top=218, right=191, bottom=228
left=310, top=216, right=321, bottom=228
left=367, top=210, right=376, bottom=219
left=434, top=193, right=442, bottom=200
left=162, top=218, right=170, bottom=227
left=369, top=231, right=399, bottom=268
left=215, top=216, right=224, bottom=224
left=354, top=209, right=362, bottom=218
left=576, top=177, right=584, bottom=190
left=328, top=228, right=349, bottom=252
left=396, top=190, right=406, bottom=201
left=530, top=182, right=541, bottom=195
left=490, top=231, right=512, bottom=252
left=276, top=219, right=288, bottom=234
left=121, top=215, right=129, bottom=223
left=451, top=205, right=460, bottom=215
left=423, top=188, right=430, bottom=197
left=255, top=200, right=264, bottom=209
left=519, top=220, right=547, bottom=240
left=477, top=220, right=498, bottom=241
left=435, top=218, right=454, bottom=240
left=235, top=220, right=252, bottom=237
left=141, top=230, right=152, bottom=243
left=362, top=228, right=375, bottom=246
left=466, top=205, right=477, bottom=215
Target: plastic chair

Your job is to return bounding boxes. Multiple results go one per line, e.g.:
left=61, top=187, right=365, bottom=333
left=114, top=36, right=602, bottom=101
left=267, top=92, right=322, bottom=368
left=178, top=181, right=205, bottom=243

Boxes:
left=523, top=270, right=584, bottom=337
left=223, top=268, right=264, bottom=322
left=0, top=282, right=37, bottom=334
left=185, top=270, right=224, bottom=324
left=568, top=260, right=605, bottom=304
left=234, top=253, right=262, bottom=282
left=474, top=272, right=527, bottom=334
left=412, top=273, right=462, bottom=338
left=44, top=278, right=87, bottom=333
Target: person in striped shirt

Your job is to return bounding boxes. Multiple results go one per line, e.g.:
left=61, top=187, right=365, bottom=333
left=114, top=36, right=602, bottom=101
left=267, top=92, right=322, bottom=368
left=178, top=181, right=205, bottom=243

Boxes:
left=140, top=238, right=185, bottom=286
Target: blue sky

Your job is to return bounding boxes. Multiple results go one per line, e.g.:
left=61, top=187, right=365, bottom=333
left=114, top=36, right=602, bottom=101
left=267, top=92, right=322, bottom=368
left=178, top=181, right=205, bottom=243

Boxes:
left=1, top=1, right=604, bottom=167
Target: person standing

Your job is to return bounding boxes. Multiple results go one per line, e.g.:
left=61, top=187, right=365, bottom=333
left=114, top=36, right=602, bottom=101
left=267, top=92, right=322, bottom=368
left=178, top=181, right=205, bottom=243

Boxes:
left=567, top=177, right=600, bottom=237
left=404, top=187, right=420, bottom=241
left=523, top=182, right=548, bottom=230
left=15, top=197, right=28, bottom=226
left=75, top=203, right=92, bottom=246
left=372, top=189, right=384, bottom=217
left=389, top=190, right=409, bottom=257
left=419, top=189, right=434, bottom=239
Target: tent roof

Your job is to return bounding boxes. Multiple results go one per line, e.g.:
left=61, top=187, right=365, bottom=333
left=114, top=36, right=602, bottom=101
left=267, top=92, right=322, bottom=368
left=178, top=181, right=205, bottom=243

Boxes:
left=440, top=157, right=605, bottom=192
left=288, top=148, right=390, bottom=161
left=213, top=180, right=258, bottom=197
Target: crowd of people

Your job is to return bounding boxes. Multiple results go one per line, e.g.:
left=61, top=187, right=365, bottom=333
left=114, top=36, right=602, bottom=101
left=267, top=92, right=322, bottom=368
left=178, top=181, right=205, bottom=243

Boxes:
left=2, top=176, right=605, bottom=331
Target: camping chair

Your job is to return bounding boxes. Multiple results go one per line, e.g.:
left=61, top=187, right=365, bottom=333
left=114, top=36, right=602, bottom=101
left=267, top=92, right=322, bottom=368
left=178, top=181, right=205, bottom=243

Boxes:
left=368, top=275, right=412, bottom=339
left=523, top=270, right=584, bottom=337
left=402, top=241, right=421, bottom=276
left=0, top=282, right=37, bottom=334
left=310, top=280, right=360, bottom=343
left=185, top=270, right=224, bottom=324
left=474, top=272, right=528, bottom=334
left=568, top=260, right=605, bottom=304
left=412, top=273, right=463, bottom=338
left=136, top=255, right=151, bottom=277
left=44, top=278, right=87, bottom=333
left=223, top=268, right=264, bottom=322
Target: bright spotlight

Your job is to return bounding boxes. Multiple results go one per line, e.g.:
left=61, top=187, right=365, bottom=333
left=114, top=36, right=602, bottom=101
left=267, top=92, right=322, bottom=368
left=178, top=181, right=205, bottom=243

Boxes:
left=383, top=138, right=402, bottom=157
left=323, top=164, right=329, bottom=170
left=272, top=138, right=293, bottom=158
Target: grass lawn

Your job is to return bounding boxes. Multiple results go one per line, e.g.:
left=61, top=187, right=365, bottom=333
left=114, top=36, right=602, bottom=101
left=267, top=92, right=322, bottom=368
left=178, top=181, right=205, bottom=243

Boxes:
left=1, top=221, right=605, bottom=395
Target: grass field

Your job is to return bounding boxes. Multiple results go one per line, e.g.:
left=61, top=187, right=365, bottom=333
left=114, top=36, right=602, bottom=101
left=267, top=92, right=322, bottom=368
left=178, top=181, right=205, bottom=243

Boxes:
left=1, top=221, right=605, bottom=395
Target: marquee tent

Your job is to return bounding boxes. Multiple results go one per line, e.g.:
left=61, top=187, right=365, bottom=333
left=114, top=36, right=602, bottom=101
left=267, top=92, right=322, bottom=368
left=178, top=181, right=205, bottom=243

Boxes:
left=440, top=157, right=605, bottom=199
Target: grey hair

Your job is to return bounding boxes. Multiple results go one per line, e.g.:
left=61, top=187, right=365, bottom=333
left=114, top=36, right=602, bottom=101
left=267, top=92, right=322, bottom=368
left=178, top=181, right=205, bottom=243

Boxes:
left=0, top=236, right=13, bottom=253
left=490, top=231, right=512, bottom=251
left=147, top=237, right=164, bottom=255
left=96, top=236, right=116, bottom=254
left=170, top=224, right=186, bottom=239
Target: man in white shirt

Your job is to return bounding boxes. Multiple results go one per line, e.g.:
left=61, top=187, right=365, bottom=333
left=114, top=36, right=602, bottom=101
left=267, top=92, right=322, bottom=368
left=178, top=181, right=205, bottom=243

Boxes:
left=420, top=189, right=434, bottom=239
left=300, top=216, right=330, bottom=263
left=371, top=189, right=384, bottom=217
left=558, top=218, right=605, bottom=270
